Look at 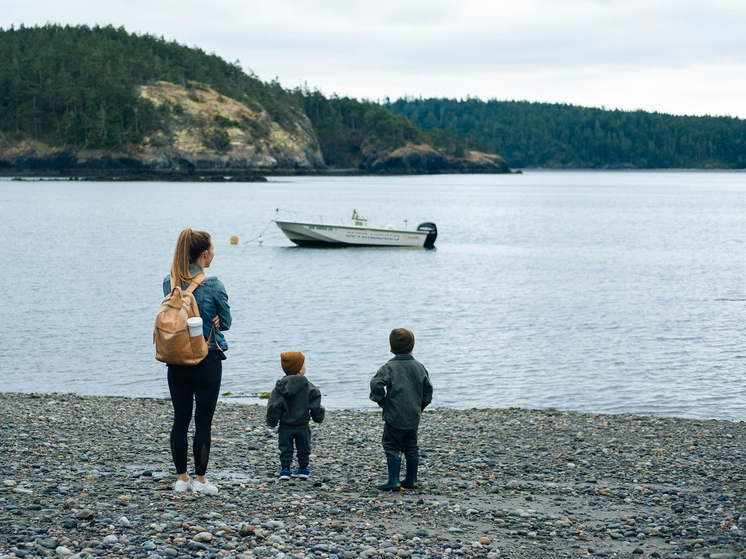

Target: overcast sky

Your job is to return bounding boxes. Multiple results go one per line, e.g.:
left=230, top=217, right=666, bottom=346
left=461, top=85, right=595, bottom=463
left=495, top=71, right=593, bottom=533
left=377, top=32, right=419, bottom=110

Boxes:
left=3, top=0, right=746, bottom=117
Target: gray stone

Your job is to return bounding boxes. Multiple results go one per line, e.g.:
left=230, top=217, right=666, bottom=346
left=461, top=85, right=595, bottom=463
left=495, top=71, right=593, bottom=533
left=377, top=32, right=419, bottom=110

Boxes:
left=193, top=532, right=213, bottom=543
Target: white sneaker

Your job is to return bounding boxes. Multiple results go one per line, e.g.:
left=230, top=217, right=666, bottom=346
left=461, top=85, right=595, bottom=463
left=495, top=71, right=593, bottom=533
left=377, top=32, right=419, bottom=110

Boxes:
left=192, top=479, right=219, bottom=495
left=174, top=479, right=193, bottom=492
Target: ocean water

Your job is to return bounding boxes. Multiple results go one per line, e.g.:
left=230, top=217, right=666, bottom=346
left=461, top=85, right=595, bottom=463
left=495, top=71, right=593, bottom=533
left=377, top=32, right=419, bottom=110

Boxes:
left=1, top=171, right=744, bottom=420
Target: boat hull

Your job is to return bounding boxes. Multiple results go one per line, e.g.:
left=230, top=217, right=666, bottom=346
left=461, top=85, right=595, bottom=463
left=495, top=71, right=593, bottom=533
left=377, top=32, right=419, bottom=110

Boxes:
left=275, top=220, right=429, bottom=247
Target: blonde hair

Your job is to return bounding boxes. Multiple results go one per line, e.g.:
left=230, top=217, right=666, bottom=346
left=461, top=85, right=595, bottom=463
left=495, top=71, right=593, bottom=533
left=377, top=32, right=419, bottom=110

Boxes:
left=170, top=228, right=212, bottom=289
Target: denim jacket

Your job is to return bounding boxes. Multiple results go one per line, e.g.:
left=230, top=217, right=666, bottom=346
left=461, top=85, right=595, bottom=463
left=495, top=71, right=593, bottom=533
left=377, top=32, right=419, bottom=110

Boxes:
left=163, top=265, right=231, bottom=352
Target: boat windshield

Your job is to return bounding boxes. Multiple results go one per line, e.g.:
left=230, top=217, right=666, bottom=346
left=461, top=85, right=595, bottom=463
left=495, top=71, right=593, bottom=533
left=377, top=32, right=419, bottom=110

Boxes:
left=351, top=209, right=368, bottom=227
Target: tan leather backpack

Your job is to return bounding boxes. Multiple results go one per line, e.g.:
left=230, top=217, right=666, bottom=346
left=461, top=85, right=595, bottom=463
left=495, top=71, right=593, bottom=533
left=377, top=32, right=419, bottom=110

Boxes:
left=154, top=273, right=214, bottom=366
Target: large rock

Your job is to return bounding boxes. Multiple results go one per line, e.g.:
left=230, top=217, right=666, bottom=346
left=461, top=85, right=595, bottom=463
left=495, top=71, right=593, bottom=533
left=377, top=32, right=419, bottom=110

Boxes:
left=361, top=142, right=510, bottom=174
left=449, top=150, right=509, bottom=173
left=362, top=143, right=450, bottom=174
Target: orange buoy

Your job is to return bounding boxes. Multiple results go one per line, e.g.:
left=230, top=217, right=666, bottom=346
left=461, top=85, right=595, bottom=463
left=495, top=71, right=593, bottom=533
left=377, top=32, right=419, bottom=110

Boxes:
left=230, top=235, right=239, bottom=245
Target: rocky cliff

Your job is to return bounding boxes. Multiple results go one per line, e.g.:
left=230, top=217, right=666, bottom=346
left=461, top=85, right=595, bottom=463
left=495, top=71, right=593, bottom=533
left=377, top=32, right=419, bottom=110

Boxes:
left=361, top=142, right=510, bottom=174
left=0, top=81, right=325, bottom=174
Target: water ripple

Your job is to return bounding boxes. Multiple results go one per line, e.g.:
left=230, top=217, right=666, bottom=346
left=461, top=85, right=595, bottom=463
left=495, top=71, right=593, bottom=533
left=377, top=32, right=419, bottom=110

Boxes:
left=1, top=172, right=745, bottom=420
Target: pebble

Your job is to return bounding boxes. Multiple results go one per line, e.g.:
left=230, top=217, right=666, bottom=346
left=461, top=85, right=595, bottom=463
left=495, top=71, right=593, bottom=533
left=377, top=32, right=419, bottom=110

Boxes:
left=193, top=532, right=213, bottom=542
left=1, top=393, right=744, bottom=559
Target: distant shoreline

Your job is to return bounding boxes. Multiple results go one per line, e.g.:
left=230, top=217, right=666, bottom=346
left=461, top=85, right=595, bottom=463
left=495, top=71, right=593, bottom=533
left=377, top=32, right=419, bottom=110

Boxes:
left=5, top=167, right=746, bottom=182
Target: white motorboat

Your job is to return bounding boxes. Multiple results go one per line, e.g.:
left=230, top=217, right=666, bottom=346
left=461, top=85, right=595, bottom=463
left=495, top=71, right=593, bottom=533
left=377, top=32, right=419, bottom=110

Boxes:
left=274, top=210, right=437, bottom=248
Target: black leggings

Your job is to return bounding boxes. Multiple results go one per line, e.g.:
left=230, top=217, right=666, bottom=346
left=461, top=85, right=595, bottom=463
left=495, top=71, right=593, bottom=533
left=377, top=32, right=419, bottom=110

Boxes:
left=167, top=359, right=222, bottom=476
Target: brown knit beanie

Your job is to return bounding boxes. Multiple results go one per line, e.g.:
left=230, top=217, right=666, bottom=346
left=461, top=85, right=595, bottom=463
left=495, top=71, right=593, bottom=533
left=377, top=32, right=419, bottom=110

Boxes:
left=281, top=351, right=305, bottom=375
left=389, top=328, right=415, bottom=354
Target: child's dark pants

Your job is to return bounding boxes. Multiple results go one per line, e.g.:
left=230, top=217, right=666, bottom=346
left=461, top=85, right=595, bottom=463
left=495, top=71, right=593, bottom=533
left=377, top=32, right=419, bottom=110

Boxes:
left=382, top=422, right=419, bottom=458
left=278, top=427, right=311, bottom=468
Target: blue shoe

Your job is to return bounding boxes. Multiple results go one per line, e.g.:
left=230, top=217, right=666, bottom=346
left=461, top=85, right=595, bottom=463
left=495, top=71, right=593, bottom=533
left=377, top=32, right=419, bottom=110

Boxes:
left=279, top=468, right=291, bottom=481
left=291, top=468, right=309, bottom=479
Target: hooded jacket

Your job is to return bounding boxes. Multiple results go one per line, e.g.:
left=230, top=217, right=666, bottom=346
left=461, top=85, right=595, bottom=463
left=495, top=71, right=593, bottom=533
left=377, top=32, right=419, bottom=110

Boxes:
left=266, top=375, right=325, bottom=429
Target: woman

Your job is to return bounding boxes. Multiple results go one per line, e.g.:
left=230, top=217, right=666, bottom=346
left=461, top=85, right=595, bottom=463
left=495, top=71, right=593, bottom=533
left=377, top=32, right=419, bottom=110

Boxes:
left=163, top=228, right=231, bottom=494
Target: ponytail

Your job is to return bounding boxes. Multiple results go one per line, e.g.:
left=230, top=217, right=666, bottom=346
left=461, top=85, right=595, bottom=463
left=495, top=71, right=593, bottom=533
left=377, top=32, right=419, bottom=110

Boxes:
left=170, top=228, right=212, bottom=289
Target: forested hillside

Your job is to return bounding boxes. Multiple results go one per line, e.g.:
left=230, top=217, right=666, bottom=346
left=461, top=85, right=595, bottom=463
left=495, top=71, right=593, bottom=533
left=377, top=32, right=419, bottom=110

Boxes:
left=290, top=86, right=489, bottom=168
left=6, top=24, right=740, bottom=172
left=0, top=24, right=502, bottom=174
left=0, top=24, right=302, bottom=150
left=387, top=98, right=746, bottom=169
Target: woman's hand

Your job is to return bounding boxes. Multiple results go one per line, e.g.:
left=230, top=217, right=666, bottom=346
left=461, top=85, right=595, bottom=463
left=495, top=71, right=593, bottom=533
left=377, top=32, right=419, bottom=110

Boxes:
left=212, top=315, right=220, bottom=329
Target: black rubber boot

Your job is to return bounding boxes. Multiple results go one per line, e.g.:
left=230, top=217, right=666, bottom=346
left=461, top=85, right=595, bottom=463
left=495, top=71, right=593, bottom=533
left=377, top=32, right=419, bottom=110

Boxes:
left=401, top=457, right=419, bottom=489
left=377, top=457, right=401, bottom=491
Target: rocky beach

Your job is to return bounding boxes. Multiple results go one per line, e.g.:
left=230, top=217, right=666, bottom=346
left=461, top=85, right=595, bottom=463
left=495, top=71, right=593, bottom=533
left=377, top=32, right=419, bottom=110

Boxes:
left=1, top=393, right=745, bottom=559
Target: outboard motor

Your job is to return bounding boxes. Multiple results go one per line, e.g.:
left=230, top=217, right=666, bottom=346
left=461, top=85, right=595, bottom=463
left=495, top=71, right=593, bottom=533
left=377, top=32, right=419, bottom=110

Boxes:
left=417, top=222, right=438, bottom=248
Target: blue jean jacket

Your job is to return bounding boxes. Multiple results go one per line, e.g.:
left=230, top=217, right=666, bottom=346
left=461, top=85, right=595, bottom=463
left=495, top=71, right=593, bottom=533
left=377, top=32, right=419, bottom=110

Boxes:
left=163, top=266, right=231, bottom=352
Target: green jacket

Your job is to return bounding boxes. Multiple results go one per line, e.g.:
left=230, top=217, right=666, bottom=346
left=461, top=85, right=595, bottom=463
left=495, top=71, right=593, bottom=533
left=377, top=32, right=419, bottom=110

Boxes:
left=369, top=354, right=433, bottom=430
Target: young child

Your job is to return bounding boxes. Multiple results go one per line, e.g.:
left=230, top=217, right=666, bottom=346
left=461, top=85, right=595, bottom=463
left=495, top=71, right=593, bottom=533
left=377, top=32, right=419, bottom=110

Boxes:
left=266, top=351, right=325, bottom=480
left=369, top=328, right=433, bottom=491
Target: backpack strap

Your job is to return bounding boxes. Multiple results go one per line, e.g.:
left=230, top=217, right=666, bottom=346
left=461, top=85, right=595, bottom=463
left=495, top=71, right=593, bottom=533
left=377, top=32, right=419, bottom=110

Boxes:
left=169, top=272, right=208, bottom=292
left=186, top=272, right=207, bottom=293
left=205, top=322, right=225, bottom=353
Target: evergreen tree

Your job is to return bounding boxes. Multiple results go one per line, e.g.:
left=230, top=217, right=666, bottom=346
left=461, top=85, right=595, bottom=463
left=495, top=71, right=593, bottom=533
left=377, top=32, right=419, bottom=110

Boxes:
left=387, top=98, right=746, bottom=169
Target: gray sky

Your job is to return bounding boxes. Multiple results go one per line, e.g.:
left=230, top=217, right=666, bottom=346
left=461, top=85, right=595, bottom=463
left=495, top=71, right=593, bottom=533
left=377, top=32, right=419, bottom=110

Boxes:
left=3, top=0, right=746, bottom=117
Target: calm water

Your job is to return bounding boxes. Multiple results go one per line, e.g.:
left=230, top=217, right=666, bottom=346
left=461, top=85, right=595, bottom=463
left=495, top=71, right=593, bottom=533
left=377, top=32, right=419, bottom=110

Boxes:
left=1, top=172, right=745, bottom=420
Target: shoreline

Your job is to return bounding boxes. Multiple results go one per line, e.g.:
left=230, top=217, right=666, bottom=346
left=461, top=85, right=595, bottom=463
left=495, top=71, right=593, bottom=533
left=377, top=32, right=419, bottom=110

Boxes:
left=2, top=168, right=743, bottom=181
left=0, top=169, right=520, bottom=181
left=2, top=390, right=743, bottom=424
left=1, top=392, right=744, bottom=559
